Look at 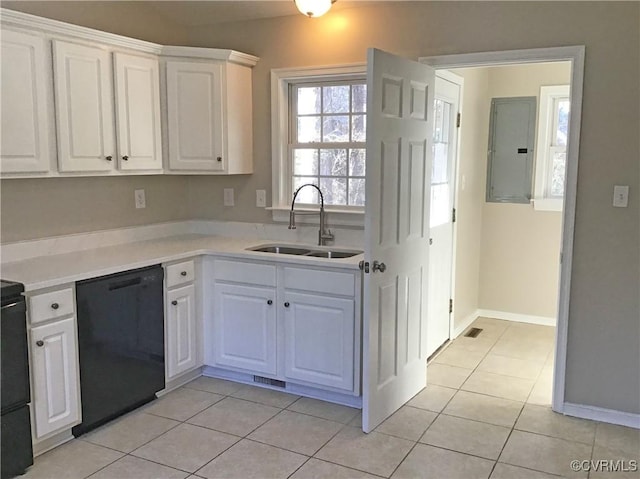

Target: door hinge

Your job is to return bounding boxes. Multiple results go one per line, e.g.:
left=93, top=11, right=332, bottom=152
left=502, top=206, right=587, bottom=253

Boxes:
left=452, top=208, right=456, bottom=223
left=359, top=261, right=370, bottom=274
left=449, top=299, right=453, bottom=314
left=456, top=112, right=461, bottom=128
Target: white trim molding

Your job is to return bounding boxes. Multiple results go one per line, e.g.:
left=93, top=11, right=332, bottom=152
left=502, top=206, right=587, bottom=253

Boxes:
left=563, top=403, right=640, bottom=429
left=270, top=63, right=366, bottom=222
left=421, top=45, right=585, bottom=420
left=477, top=309, right=556, bottom=327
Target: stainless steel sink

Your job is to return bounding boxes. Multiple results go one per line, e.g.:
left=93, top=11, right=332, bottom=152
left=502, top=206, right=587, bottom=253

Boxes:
left=248, top=244, right=362, bottom=259
left=306, top=250, right=361, bottom=259
left=250, top=245, right=312, bottom=255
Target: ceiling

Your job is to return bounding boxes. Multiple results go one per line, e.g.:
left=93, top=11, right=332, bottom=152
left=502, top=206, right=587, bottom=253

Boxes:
left=146, top=1, right=382, bottom=27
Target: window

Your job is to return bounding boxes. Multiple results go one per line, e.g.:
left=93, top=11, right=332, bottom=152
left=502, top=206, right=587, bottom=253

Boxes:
left=534, top=85, right=570, bottom=211
left=291, top=81, right=367, bottom=207
left=271, top=65, right=367, bottom=225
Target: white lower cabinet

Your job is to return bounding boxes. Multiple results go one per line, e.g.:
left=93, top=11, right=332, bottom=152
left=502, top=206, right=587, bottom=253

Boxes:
left=164, top=259, right=201, bottom=381
left=283, top=292, right=355, bottom=391
left=213, top=283, right=277, bottom=375
left=30, top=316, right=80, bottom=439
left=208, top=258, right=360, bottom=395
left=166, top=284, right=197, bottom=379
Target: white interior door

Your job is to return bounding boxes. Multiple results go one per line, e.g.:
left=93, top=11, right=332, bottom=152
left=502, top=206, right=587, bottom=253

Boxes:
left=363, top=49, right=434, bottom=432
left=426, top=73, right=462, bottom=357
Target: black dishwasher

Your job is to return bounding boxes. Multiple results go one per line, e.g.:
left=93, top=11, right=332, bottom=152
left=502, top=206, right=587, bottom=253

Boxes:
left=73, top=265, right=165, bottom=437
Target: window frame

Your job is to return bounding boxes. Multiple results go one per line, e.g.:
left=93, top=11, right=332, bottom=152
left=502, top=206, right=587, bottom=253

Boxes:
left=271, top=64, right=366, bottom=226
left=534, top=84, right=570, bottom=211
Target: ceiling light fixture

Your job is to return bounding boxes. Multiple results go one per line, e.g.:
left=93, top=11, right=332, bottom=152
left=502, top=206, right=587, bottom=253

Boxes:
left=294, top=0, right=337, bottom=18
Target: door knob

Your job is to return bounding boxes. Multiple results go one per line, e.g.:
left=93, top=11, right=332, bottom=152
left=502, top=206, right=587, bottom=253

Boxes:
left=284, top=302, right=290, bottom=308
left=51, top=303, right=59, bottom=310
left=267, top=300, right=273, bottom=305
left=180, top=271, right=187, bottom=276
left=122, top=155, right=129, bottom=161
left=171, top=300, right=178, bottom=306
left=372, top=261, right=387, bottom=273
left=36, top=340, right=44, bottom=347
left=105, top=155, right=112, bottom=162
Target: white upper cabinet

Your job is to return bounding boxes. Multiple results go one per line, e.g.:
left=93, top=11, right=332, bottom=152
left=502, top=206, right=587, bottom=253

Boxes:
left=166, top=62, right=224, bottom=172
left=165, top=57, right=255, bottom=174
left=0, top=29, right=52, bottom=174
left=114, top=52, right=162, bottom=171
left=53, top=40, right=116, bottom=173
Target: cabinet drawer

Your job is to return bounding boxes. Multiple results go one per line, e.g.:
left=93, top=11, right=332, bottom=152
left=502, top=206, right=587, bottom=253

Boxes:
left=214, top=259, right=276, bottom=287
left=283, top=267, right=355, bottom=297
left=166, top=260, right=195, bottom=288
left=29, top=288, right=74, bottom=325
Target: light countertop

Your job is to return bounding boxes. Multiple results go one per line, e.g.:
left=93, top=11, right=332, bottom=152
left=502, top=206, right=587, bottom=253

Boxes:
left=1, top=234, right=363, bottom=292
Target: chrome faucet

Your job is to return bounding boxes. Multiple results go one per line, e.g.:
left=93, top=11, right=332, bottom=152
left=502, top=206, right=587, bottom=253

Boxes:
left=288, top=184, right=334, bottom=246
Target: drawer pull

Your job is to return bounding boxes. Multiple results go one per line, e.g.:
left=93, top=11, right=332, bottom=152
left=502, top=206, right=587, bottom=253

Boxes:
left=36, top=340, right=44, bottom=347
left=180, top=271, right=187, bottom=277
left=284, top=302, right=290, bottom=308
left=51, top=303, right=59, bottom=310
left=171, top=300, right=178, bottom=306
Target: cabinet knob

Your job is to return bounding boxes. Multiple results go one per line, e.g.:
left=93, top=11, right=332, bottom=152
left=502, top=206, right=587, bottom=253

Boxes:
left=171, top=300, right=178, bottom=306
left=36, top=340, right=44, bottom=347
left=267, top=300, right=273, bottom=305
left=180, top=271, right=187, bottom=276
left=284, top=302, right=290, bottom=308
left=51, top=302, right=59, bottom=310
left=216, top=157, right=222, bottom=162
left=105, top=155, right=113, bottom=161
left=122, top=155, right=129, bottom=161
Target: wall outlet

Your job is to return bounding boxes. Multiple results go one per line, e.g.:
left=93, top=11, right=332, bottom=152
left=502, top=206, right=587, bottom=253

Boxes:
left=256, top=189, right=267, bottom=208
left=613, top=185, right=629, bottom=208
left=134, top=189, right=146, bottom=209
left=223, top=188, right=235, bottom=207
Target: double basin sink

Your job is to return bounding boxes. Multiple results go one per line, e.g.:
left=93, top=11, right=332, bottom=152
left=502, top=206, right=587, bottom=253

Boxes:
left=248, top=244, right=363, bottom=259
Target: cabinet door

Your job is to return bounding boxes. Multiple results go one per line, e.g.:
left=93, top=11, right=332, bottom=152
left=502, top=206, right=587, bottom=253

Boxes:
left=284, top=292, right=355, bottom=391
left=213, top=283, right=276, bottom=375
left=30, top=317, right=80, bottom=439
left=53, top=40, right=115, bottom=172
left=0, top=29, right=52, bottom=173
left=166, top=61, right=224, bottom=171
left=114, top=53, right=162, bottom=171
left=166, top=284, right=197, bottom=379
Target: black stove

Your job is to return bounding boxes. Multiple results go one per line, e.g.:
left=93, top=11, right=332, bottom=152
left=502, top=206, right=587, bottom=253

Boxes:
left=1, top=278, right=33, bottom=478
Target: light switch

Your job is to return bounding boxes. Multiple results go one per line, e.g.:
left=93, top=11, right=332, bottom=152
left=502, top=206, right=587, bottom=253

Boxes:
left=223, top=188, right=235, bottom=207
left=256, top=189, right=267, bottom=208
left=613, top=185, right=629, bottom=208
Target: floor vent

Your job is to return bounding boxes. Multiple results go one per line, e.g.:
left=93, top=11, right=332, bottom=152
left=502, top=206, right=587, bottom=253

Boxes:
left=464, top=327, right=483, bottom=338
left=253, top=376, right=286, bottom=388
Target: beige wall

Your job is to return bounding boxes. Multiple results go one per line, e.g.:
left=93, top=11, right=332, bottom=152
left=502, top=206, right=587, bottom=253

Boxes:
left=450, top=68, right=490, bottom=331
left=0, top=2, right=638, bottom=415
left=477, top=63, right=570, bottom=318
left=186, top=2, right=640, bottom=414
left=0, top=176, right=191, bottom=242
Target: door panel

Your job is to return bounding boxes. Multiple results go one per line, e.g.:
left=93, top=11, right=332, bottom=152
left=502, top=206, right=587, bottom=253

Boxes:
left=213, top=283, right=276, bottom=375
left=166, top=284, right=197, bottom=379
left=31, top=318, right=80, bottom=438
left=0, top=29, right=51, bottom=173
left=114, top=53, right=162, bottom=171
left=53, top=40, right=115, bottom=172
left=283, top=292, right=354, bottom=391
left=363, top=49, right=434, bottom=432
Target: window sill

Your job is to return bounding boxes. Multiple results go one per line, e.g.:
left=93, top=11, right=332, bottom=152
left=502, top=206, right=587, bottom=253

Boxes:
left=533, top=198, right=563, bottom=212
left=269, top=206, right=364, bottom=228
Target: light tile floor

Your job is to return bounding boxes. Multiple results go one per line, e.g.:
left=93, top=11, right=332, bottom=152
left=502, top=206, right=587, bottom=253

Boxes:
left=23, top=318, right=639, bottom=479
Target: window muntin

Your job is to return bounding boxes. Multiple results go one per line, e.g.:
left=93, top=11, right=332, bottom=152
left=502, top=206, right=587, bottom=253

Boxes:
left=290, top=81, right=367, bottom=207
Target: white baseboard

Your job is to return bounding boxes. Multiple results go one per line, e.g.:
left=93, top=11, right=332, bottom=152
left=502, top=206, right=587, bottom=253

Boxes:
left=452, top=310, right=480, bottom=338
left=477, top=309, right=556, bottom=327
left=562, top=402, right=640, bottom=429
